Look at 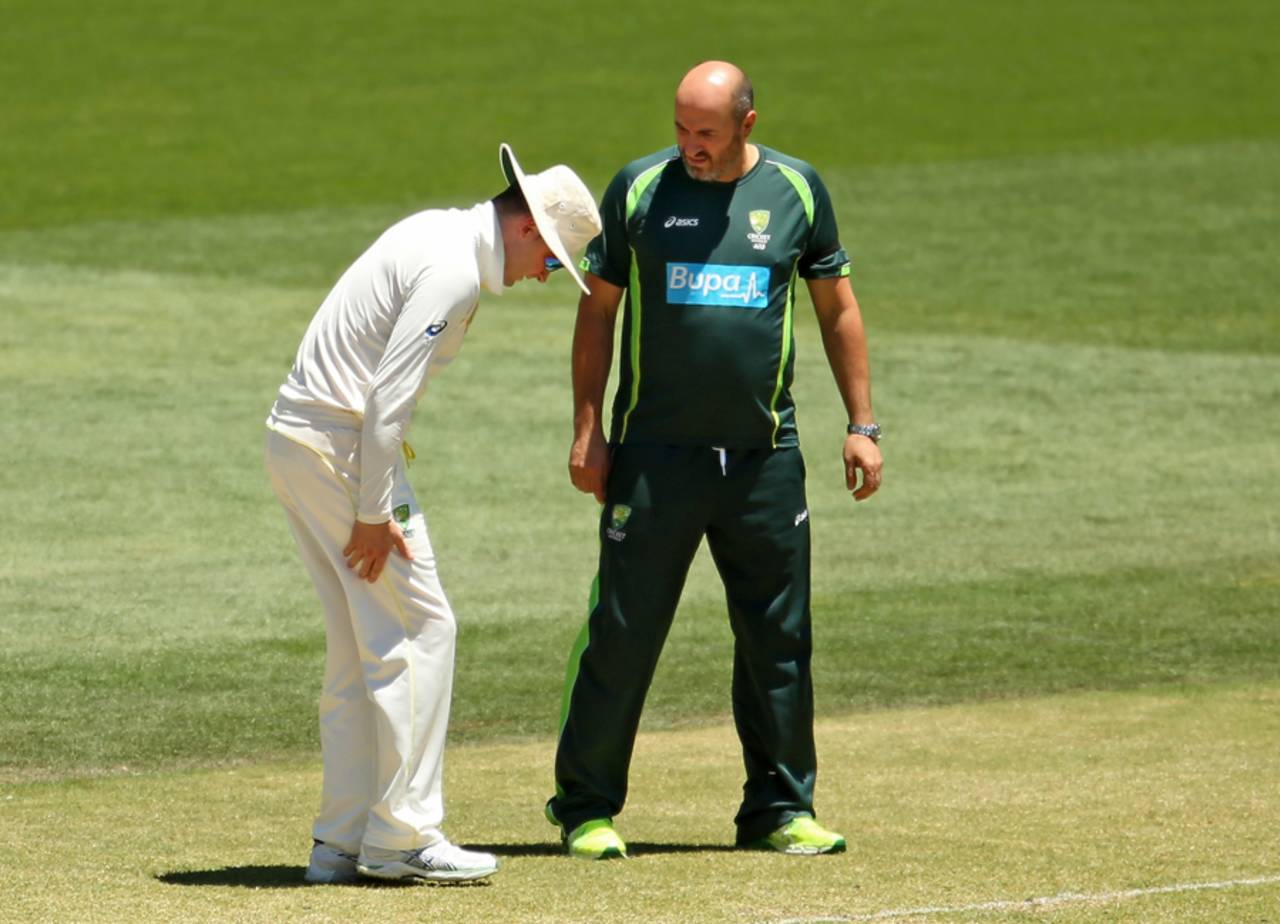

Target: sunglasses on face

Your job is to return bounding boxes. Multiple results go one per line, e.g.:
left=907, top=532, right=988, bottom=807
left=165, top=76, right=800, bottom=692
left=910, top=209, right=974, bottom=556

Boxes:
left=544, top=257, right=563, bottom=273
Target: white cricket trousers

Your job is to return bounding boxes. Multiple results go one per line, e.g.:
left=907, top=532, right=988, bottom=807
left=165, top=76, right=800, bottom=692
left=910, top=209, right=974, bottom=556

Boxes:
left=264, top=428, right=456, bottom=853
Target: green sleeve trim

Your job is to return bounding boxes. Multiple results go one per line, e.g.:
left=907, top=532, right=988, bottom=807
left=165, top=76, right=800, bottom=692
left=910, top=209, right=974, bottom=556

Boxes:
left=612, top=160, right=669, bottom=443
left=625, top=160, right=669, bottom=220
left=769, top=263, right=799, bottom=446
left=769, top=160, right=815, bottom=226
left=618, top=254, right=643, bottom=443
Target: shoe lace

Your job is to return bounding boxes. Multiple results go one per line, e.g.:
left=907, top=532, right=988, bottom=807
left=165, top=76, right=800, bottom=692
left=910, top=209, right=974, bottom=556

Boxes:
left=418, top=840, right=484, bottom=868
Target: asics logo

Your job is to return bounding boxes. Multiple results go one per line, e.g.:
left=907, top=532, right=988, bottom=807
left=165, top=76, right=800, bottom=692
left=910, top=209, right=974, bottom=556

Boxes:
left=425, top=320, right=448, bottom=338
left=664, top=216, right=699, bottom=228
left=666, top=263, right=769, bottom=308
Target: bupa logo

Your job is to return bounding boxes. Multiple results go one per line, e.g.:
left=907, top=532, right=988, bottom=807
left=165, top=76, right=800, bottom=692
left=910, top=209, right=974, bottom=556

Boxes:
left=666, top=263, right=769, bottom=309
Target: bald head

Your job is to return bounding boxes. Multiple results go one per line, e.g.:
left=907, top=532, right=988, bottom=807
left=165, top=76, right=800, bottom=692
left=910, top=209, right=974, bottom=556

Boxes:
left=676, top=61, right=754, bottom=122
left=673, top=61, right=758, bottom=182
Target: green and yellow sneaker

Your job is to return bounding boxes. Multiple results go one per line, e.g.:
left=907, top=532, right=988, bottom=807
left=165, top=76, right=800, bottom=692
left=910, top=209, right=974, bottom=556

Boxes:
left=564, top=819, right=628, bottom=860
left=751, top=815, right=846, bottom=855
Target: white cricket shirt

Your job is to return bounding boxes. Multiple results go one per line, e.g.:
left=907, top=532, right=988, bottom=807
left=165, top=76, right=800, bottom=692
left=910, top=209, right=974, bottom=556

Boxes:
left=266, top=201, right=504, bottom=522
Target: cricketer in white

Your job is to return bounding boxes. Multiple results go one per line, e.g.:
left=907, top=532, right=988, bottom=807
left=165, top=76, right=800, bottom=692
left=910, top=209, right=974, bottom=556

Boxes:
left=264, top=144, right=600, bottom=884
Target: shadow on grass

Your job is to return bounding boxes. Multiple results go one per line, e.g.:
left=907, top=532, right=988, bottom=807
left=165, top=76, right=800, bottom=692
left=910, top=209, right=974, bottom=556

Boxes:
left=158, top=866, right=310, bottom=889
left=156, top=866, right=490, bottom=889
left=468, top=841, right=741, bottom=856
left=157, top=842, right=741, bottom=886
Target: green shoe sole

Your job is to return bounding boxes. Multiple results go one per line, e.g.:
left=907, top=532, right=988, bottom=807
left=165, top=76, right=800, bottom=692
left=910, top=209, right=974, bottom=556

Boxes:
left=570, top=844, right=626, bottom=861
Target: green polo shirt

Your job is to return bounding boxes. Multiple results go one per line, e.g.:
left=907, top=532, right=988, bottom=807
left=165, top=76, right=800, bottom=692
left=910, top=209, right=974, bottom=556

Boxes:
left=582, top=144, right=850, bottom=449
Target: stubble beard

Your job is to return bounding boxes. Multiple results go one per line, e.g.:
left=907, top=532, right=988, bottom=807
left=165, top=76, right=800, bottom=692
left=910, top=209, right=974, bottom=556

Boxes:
left=682, top=132, right=747, bottom=183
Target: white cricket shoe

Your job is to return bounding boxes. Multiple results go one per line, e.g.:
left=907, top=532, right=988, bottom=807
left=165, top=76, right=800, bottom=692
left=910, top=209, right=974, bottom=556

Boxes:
left=357, top=840, right=498, bottom=882
left=304, top=840, right=359, bottom=884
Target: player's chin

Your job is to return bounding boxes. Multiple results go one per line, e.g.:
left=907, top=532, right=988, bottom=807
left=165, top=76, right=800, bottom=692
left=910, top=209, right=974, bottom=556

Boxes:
left=681, top=158, right=712, bottom=180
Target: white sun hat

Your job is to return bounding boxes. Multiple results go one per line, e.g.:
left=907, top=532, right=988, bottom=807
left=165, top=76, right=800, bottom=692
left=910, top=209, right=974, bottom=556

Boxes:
left=499, top=142, right=602, bottom=295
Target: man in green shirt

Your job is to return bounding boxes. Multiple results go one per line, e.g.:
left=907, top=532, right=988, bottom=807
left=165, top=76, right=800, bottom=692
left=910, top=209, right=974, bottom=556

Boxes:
left=547, top=61, right=884, bottom=859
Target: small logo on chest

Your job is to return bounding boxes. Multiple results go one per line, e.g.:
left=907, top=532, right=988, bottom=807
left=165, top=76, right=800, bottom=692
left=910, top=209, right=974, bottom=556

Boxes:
left=747, top=209, right=772, bottom=250
left=664, top=216, right=700, bottom=228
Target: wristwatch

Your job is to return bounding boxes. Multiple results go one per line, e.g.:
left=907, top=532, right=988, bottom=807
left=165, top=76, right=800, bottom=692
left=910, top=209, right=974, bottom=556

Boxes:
left=847, top=423, right=882, bottom=443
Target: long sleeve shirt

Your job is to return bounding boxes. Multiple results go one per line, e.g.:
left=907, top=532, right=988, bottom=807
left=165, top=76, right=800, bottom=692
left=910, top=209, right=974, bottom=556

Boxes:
left=266, top=201, right=504, bottom=522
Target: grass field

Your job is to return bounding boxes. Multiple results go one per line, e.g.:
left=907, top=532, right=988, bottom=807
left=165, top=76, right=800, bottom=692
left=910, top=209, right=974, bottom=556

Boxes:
left=4, top=686, right=1278, bottom=922
left=2, top=0, right=1278, bottom=920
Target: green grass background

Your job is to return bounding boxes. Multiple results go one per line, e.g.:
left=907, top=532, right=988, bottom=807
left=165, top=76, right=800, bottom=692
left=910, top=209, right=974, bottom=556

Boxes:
left=3, top=687, right=1277, bottom=923
left=1, top=0, right=1278, bottom=919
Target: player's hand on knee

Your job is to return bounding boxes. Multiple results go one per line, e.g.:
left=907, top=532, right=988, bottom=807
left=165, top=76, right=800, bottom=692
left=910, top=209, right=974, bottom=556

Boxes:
left=344, top=519, right=414, bottom=583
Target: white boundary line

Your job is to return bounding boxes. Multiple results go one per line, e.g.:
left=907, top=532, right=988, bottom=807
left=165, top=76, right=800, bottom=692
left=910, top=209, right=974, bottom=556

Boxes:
left=767, top=875, right=1280, bottom=923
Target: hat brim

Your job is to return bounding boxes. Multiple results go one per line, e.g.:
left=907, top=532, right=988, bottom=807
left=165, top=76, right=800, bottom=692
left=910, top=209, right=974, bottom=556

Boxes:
left=500, top=143, right=591, bottom=296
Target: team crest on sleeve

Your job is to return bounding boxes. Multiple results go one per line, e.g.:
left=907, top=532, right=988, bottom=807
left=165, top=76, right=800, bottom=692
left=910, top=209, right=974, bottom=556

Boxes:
left=747, top=210, right=772, bottom=250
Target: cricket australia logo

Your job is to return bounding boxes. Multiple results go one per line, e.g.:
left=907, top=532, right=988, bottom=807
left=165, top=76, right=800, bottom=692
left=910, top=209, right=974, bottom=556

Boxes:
left=747, top=209, right=772, bottom=250
left=393, top=503, right=415, bottom=538
left=606, top=504, right=632, bottom=542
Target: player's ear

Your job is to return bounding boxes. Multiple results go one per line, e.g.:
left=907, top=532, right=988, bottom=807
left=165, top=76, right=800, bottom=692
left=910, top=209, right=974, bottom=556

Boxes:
left=523, top=215, right=540, bottom=239
left=741, top=110, right=757, bottom=137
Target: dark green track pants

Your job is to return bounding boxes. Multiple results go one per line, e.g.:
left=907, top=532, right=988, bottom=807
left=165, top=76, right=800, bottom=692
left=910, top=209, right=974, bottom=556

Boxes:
left=550, top=445, right=817, bottom=844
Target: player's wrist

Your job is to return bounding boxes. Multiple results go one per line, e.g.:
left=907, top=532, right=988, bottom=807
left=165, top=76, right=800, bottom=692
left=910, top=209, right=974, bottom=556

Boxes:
left=847, top=422, right=882, bottom=443
left=572, top=416, right=606, bottom=442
